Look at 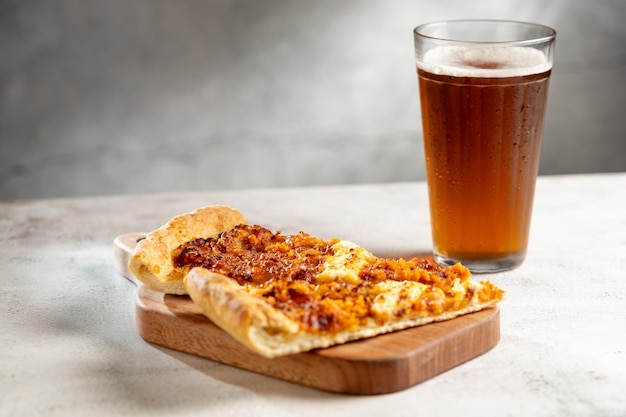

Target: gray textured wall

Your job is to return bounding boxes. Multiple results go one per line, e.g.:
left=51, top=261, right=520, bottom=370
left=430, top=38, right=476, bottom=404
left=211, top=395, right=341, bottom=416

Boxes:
left=1, top=0, right=625, bottom=199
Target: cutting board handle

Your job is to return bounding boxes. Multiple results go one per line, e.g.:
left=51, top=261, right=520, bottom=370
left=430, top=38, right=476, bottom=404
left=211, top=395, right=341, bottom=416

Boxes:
left=113, top=233, right=146, bottom=286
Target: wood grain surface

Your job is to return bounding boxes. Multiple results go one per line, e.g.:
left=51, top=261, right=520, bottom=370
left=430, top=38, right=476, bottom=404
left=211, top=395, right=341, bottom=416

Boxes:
left=114, top=233, right=500, bottom=395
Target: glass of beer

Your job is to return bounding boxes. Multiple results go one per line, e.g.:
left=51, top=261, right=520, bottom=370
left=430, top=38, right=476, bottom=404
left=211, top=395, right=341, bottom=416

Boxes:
left=414, top=20, right=556, bottom=273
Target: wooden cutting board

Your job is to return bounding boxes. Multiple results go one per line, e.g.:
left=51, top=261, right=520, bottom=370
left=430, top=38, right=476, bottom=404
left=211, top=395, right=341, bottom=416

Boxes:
left=114, top=233, right=500, bottom=395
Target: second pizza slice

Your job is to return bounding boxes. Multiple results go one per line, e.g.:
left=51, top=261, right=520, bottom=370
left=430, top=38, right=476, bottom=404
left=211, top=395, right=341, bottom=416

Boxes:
left=177, top=222, right=504, bottom=357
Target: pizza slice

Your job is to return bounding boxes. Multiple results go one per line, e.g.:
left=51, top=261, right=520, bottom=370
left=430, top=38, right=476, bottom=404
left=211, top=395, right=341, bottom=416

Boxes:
left=129, top=205, right=504, bottom=358
left=129, top=205, right=247, bottom=294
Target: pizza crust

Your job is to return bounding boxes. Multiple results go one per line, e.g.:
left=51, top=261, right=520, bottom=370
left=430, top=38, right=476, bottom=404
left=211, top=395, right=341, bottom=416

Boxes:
left=185, top=267, right=500, bottom=358
left=185, top=269, right=301, bottom=357
left=128, top=205, right=247, bottom=294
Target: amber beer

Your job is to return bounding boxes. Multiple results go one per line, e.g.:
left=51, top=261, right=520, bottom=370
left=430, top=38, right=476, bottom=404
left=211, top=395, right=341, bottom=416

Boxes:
left=414, top=21, right=555, bottom=272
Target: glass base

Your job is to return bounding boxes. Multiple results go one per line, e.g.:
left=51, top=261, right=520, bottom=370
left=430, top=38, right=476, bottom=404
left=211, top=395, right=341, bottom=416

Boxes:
left=434, top=252, right=526, bottom=274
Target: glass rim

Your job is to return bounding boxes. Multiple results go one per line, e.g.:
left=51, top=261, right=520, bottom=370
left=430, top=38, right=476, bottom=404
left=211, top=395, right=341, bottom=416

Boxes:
left=414, top=19, right=556, bottom=46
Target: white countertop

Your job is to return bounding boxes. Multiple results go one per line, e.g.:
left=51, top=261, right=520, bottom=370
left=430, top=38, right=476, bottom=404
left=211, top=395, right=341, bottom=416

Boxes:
left=2, top=173, right=625, bottom=417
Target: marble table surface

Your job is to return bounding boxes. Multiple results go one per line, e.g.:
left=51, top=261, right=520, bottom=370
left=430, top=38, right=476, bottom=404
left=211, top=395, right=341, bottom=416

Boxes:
left=2, top=172, right=625, bottom=417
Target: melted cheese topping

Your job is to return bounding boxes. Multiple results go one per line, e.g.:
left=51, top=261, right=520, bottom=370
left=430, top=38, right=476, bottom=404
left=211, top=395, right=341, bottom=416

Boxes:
left=318, top=240, right=373, bottom=285
left=173, top=224, right=503, bottom=334
left=371, top=280, right=427, bottom=319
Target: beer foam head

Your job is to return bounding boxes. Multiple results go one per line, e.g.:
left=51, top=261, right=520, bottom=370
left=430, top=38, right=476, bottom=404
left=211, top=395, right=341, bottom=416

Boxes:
left=418, top=46, right=551, bottom=77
